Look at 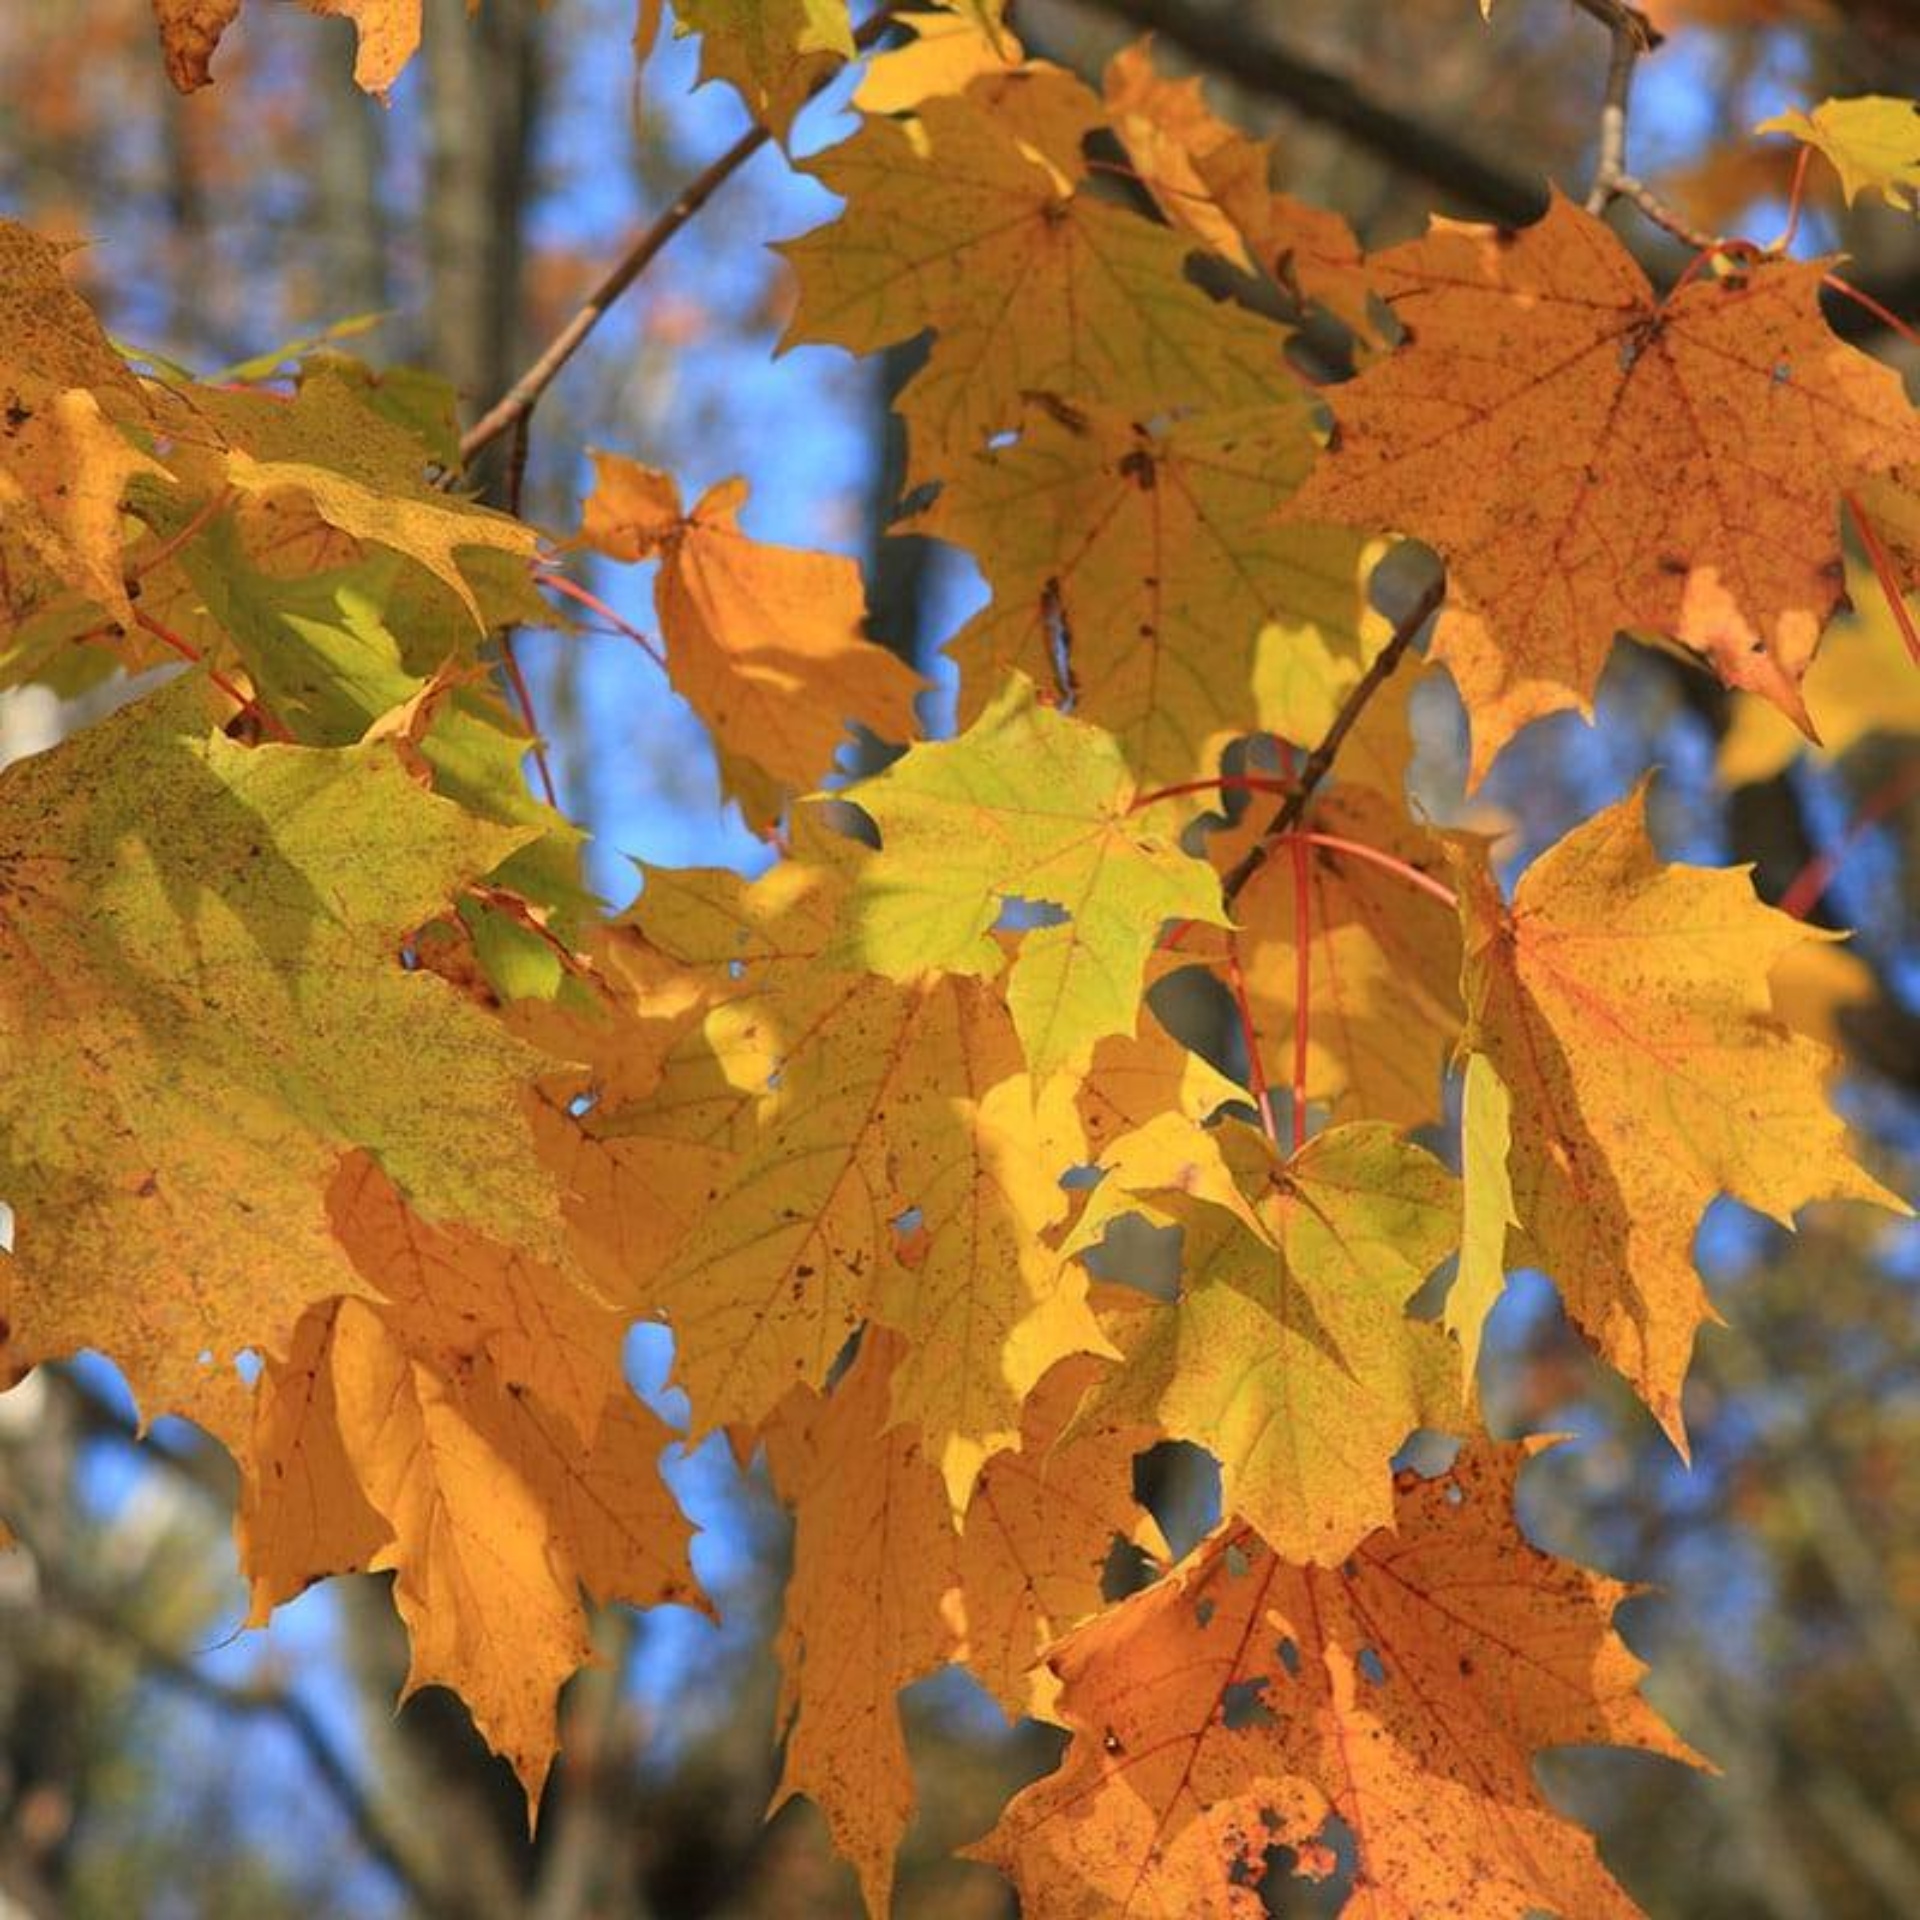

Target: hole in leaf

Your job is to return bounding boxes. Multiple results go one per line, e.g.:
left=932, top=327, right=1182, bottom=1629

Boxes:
left=1133, top=1439, right=1220, bottom=1558
left=1221, top=1678, right=1275, bottom=1730
left=994, top=894, right=1069, bottom=933
left=1100, top=1535, right=1157, bottom=1604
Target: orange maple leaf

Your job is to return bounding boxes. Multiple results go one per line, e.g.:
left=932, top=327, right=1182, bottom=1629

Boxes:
left=581, top=452, right=923, bottom=831
left=977, top=1440, right=1703, bottom=1919
left=764, top=1329, right=962, bottom=1917
left=1282, top=193, right=1920, bottom=782
left=1455, top=784, right=1904, bottom=1445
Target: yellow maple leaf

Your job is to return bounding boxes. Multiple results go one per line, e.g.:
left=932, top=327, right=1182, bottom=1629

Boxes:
left=186, top=375, right=537, bottom=630
left=1455, top=784, right=1906, bottom=1446
left=1281, top=193, right=1920, bottom=784
left=928, top=398, right=1387, bottom=787
left=671, top=0, right=853, bottom=136
left=852, top=6, right=1023, bottom=114
left=1760, top=95, right=1920, bottom=209
left=1719, top=560, right=1920, bottom=785
left=957, top=1349, right=1166, bottom=1724
left=1453, top=1050, right=1519, bottom=1379
left=780, top=69, right=1287, bottom=475
left=1192, top=784, right=1463, bottom=1128
left=241, top=1289, right=702, bottom=1807
left=1104, top=39, right=1382, bottom=343
left=763, top=1329, right=962, bottom=1917
left=976, top=1441, right=1702, bottom=1918
left=580, top=451, right=923, bottom=831
left=328, top=1152, right=629, bottom=1446
left=0, top=679, right=560, bottom=1429
left=623, top=834, right=1112, bottom=1499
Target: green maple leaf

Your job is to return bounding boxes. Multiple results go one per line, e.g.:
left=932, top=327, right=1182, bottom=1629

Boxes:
left=835, top=675, right=1228, bottom=1076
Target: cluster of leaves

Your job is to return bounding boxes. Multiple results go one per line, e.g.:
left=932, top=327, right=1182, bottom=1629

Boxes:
left=4, top=2, right=1917, bottom=1912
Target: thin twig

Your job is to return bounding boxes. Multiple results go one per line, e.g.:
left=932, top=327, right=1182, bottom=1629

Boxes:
left=1777, top=759, right=1920, bottom=922
left=537, top=568, right=668, bottom=671
left=1845, top=492, right=1920, bottom=668
left=457, top=5, right=901, bottom=470
left=1220, top=574, right=1445, bottom=909
left=1574, top=0, right=1716, bottom=249
left=1282, top=829, right=1458, bottom=908
left=1287, top=832, right=1311, bottom=1153
left=134, top=607, right=292, bottom=742
left=1584, top=19, right=1639, bottom=215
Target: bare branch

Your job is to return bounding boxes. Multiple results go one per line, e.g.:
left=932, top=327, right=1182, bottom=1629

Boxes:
left=1584, top=19, right=1639, bottom=214
left=458, top=5, right=902, bottom=469
left=1575, top=0, right=1718, bottom=246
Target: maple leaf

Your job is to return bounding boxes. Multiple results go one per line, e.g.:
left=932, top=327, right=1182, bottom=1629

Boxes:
left=170, top=375, right=537, bottom=630
left=1068, top=1118, right=1464, bottom=1563
left=0, top=678, right=562, bottom=1428
left=327, top=1152, right=630, bottom=1445
left=579, top=451, right=923, bottom=831
left=669, top=0, right=853, bottom=135
left=763, top=1329, right=962, bottom=1917
left=838, top=675, right=1229, bottom=1076
left=241, top=1285, right=701, bottom=1805
left=1281, top=192, right=1920, bottom=782
left=977, top=1439, right=1702, bottom=1919
left=1718, top=559, right=1920, bottom=784
left=160, top=521, right=591, bottom=946
left=779, top=69, right=1288, bottom=474
left=851, top=5, right=1023, bottom=114
left=1103, top=40, right=1381, bottom=343
left=0, top=384, right=168, bottom=631
left=1075, top=1010, right=1245, bottom=1159
left=153, top=0, right=421, bottom=94
left=1759, top=95, right=1920, bottom=209
left=927, top=397, right=1389, bottom=787
left=1455, top=784, right=1904, bottom=1445
left=957, top=1348, right=1166, bottom=1722
left=619, top=832, right=1113, bottom=1499
left=0, top=223, right=166, bottom=634
left=1453, top=1051, right=1519, bottom=1378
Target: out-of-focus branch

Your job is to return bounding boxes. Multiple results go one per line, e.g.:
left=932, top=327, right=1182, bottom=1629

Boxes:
left=1065, top=0, right=1916, bottom=341
left=1069, top=0, right=1545, bottom=224
left=3, top=1504, right=454, bottom=1920
left=458, top=5, right=902, bottom=469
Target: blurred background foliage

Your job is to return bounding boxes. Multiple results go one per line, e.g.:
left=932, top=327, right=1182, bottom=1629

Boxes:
left=0, top=0, right=1917, bottom=1914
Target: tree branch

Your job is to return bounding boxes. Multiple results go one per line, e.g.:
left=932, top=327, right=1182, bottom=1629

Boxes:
left=1577, top=0, right=1720, bottom=247
left=1221, top=568, right=1445, bottom=909
left=1069, top=0, right=1545, bottom=225
left=457, top=5, right=901, bottom=468
left=4, top=1501, right=455, bottom=1920
left=1068, top=0, right=1914, bottom=340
